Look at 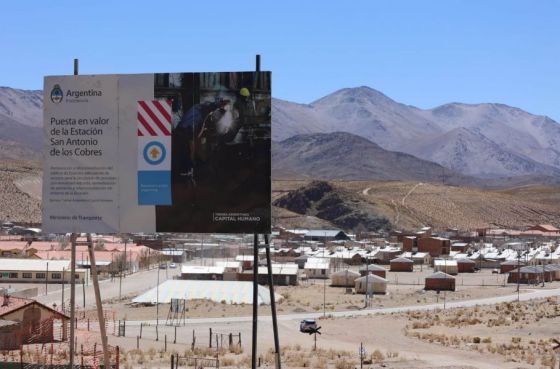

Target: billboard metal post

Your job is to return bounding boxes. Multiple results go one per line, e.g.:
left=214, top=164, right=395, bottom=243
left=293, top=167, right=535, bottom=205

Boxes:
left=264, top=234, right=281, bottom=369
left=69, top=58, right=79, bottom=369
left=252, top=233, right=259, bottom=369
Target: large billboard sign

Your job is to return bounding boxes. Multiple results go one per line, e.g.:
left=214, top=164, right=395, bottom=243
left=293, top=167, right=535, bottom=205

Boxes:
left=43, top=72, right=271, bottom=234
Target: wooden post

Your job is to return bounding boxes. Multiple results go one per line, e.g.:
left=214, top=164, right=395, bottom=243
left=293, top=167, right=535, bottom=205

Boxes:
left=137, top=336, right=140, bottom=350
left=165, top=334, right=167, bottom=352
left=209, top=328, right=213, bottom=348
left=87, top=234, right=110, bottom=369
left=140, top=322, right=143, bottom=338
left=156, top=324, right=159, bottom=341
left=70, top=232, right=78, bottom=368
left=171, top=354, right=174, bottom=369
left=116, top=345, right=120, bottom=369
left=174, top=325, right=177, bottom=344
left=192, top=329, right=195, bottom=350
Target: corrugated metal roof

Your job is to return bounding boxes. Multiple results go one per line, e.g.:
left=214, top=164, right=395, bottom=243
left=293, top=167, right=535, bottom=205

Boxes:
left=390, top=257, right=413, bottom=263
left=456, top=258, right=476, bottom=264
left=434, top=259, right=458, bottom=266
left=257, top=264, right=298, bottom=275
left=355, top=274, right=388, bottom=283
left=360, top=264, right=386, bottom=271
left=304, top=257, right=330, bottom=269
left=426, top=271, right=455, bottom=279
left=304, top=230, right=346, bottom=238
left=131, top=280, right=282, bottom=305
left=331, top=270, right=360, bottom=277
left=181, top=265, right=225, bottom=274
left=0, top=258, right=72, bottom=271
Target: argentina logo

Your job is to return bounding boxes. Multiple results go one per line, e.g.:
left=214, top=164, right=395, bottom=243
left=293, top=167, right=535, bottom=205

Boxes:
left=50, top=84, right=64, bottom=103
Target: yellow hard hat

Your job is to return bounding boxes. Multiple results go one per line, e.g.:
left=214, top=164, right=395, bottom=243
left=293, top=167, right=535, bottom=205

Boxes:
left=240, top=88, right=250, bottom=97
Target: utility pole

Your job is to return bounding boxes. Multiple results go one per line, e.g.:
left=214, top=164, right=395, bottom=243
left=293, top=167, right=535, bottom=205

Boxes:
left=517, top=250, right=521, bottom=302
left=61, top=267, right=65, bottom=311
left=87, top=234, right=110, bottom=369
left=323, top=233, right=327, bottom=317
left=157, top=255, right=160, bottom=328
left=45, top=261, right=48, bottom=295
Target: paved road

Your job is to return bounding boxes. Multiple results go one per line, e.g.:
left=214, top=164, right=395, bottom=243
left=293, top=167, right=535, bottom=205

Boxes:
left=123, top=286, right=560, bottom=326
left=36, top=265, right=181, bottom=309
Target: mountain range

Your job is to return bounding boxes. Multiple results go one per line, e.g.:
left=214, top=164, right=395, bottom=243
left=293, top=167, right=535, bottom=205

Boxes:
left=0, top=87, right=43, bottom=160
left=2, top=85, right=560, bottom=183
left=272, top=87, right=560, bottom=179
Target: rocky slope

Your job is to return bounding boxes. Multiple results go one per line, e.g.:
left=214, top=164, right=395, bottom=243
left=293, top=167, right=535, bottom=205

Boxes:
left=273, top=181, right=390, bottom=231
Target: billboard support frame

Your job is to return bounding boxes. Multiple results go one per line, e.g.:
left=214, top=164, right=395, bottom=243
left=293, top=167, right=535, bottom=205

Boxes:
left=68, top=58, right=79, bottom=369
left=250, top=53, right=281, bottom=369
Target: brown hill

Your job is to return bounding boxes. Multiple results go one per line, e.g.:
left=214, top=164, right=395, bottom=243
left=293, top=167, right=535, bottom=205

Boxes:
left=273, top=181, right=390, bottom=232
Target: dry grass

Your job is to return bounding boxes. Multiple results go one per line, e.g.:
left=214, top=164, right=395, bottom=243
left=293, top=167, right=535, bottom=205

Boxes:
left=274, top=180, right=560, bottom=231
left=404, top=297, right=560, bottom=367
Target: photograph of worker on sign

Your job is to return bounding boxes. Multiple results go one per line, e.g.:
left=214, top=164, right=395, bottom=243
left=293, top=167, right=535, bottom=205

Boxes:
left=153, top=72, right=271, bottom=233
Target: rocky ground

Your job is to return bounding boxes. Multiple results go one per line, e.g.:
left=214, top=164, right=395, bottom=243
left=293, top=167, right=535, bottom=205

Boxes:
left=273, top=179, right=560, bottom=231
left=0, top=160, right=41, bottom=223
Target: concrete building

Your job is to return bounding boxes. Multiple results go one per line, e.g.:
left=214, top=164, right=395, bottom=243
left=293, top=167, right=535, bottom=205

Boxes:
left=500, top=260, right=526, bottom=274
left=425, top=272, right=455, bottom=291
left=294, top=255, right=309, bottom=269
left=256, top=264, right=299, bottom=286
left=235, top=255, right=259, bottom=271
left=399, top=252, right=431, bottom=265
left=390, top=257, right=414, bottom=272
left=303, top=230, right=349, bottom=242
left=0, top=259, right=88, bottom=284
left=418, top=237, right=451, bottom=257
left=451, top=243, right=470, bottom=253
left=402, top=236, right=417, bottom=252
left=456, top=258, right=476, bottom=273
left=180, top=265, right=225, bottom=281
left=433, top=259, right=458, bottom=275
left=304, top=258, right=330, bottom=279
left=359, top=264, right=387, bottom=278
left=330, top=270, right=361, bottom=287
left=507, top=266, right=551, bottom=284
left=354, top=274, right=387, bottom=294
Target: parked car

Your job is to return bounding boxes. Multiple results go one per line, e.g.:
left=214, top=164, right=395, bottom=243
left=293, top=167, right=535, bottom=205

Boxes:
left=300, top=319, right=317, bottom=333
left=492, top=269, right=499, bottom=274
left=159, top=263, right=168, bottom=269
left=169, top=263, right=177, bottom=269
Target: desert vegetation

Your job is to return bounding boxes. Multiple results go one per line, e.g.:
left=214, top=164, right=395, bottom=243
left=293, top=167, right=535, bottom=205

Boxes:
left=404, top=297, right=560, bottom=367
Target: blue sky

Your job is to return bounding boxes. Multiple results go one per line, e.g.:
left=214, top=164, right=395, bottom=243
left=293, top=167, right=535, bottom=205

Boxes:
left=1, top=1, right=558, bottom=120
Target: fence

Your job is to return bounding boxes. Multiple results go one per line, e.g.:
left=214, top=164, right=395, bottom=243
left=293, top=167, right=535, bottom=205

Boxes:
left=123, top=323, right=242, bottom=353
left=173, top=354, right=219, bottom=369
left=0, top=308, right=119, bottom=369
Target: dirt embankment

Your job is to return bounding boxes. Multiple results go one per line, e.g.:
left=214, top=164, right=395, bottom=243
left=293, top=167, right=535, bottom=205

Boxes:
left=273, top=181, right=390, bottom=232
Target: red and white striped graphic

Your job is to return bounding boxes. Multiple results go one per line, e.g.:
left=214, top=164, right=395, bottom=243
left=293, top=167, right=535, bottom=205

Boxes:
left=137, top=99, right=172, bottom=137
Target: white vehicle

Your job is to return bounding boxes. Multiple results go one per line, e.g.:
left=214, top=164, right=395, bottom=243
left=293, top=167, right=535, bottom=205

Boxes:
left=300, top=319, right=318, bottom=333
left=169, top=263, right=177, bottom=269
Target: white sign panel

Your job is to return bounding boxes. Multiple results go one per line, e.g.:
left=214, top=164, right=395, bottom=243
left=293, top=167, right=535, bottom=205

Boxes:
left=43, top=72, right=271, bottom=234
